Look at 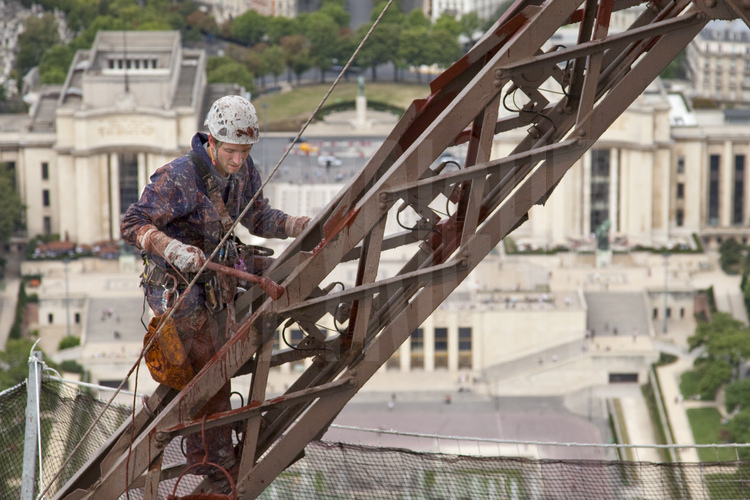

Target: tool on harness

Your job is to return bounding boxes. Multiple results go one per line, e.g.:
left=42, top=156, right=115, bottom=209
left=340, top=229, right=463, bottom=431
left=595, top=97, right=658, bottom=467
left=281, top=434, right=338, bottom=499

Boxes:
left=205, top=261, right=284, bottom=300
left=161, top=274, right=179, bottom=310
left=204, top=276, right=222, bottom=313
left=143, top=314, right=195, bottom=390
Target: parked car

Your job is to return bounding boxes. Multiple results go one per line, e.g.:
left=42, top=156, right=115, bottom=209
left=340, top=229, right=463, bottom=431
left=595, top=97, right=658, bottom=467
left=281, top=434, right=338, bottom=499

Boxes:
left=289, top=137, right=319, bottom=153
left=317, top=155, right=342, bottom=168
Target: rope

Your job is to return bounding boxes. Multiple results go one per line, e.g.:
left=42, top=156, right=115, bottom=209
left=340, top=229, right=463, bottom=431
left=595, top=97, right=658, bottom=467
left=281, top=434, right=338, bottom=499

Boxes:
left=37, top=2, right=396, bottom=497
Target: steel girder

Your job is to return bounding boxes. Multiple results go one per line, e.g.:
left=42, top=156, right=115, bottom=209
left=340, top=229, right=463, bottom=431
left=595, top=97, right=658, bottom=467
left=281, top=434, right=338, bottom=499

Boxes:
left=55, top=0, right=747, bottom=498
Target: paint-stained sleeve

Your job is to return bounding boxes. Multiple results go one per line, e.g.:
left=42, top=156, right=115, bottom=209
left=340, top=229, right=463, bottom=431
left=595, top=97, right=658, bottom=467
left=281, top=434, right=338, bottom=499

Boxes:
left=120, top=164, right=195, bottom=247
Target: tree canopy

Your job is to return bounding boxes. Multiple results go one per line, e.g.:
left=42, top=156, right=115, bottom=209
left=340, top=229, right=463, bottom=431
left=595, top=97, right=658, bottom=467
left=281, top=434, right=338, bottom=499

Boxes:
left=688, top=312, right=750, bottom=382
left=0, top=165, right=23, bottom=245
left=206, top=56, right=255, bottom=93
left=16, top=14, right=61, bottom=81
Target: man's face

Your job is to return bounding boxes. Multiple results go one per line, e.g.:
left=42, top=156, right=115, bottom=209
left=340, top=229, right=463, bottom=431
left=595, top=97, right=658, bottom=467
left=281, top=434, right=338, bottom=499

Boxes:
left=210, top=136, right=253, bottom=177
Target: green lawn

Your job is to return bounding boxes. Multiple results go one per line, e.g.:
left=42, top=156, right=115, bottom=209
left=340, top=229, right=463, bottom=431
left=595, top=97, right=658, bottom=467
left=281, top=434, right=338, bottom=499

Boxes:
left=680, top=370, right=702, bottom=399
left=253, top=81, right=431, bottom=131
left=686, top=407, right=738, bottom=462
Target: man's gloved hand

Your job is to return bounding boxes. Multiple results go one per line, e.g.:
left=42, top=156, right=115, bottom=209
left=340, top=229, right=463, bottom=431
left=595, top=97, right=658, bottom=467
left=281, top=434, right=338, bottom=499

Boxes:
left=285, top=216, right=311, bottom=238
left=163, top=240, right=207, bottom=273
left=136, top=224, right=206, bottom=273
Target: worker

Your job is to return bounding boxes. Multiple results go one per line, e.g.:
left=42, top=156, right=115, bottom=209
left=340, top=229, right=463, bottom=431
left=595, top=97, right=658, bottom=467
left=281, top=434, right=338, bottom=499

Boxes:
left=120, top=95, right=310, bottom=492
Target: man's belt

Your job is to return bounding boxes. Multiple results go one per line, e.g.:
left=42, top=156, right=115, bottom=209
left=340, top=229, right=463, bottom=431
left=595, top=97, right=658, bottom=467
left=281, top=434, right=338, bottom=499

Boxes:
left=144, top=263, right=214, bottom=287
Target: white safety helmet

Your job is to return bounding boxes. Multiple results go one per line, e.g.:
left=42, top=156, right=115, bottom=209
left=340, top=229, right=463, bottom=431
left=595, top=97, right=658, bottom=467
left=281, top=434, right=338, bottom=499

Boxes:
left=204, top=95, right=260, bottom=145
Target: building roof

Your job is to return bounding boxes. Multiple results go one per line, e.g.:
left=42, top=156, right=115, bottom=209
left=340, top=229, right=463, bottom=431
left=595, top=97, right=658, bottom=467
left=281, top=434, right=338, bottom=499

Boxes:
left=698, top=20, right=750, bottom=43
left=58, top=30, right=205, bottom=113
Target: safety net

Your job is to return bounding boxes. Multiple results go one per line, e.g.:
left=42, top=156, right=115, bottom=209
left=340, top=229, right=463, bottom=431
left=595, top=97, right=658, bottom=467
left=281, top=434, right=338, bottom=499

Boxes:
left=3, top=378, right=750, bottom=499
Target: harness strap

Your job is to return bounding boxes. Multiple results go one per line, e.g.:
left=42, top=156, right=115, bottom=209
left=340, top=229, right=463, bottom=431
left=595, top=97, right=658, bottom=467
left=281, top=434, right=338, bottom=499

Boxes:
left=189, top=150, right=234, bottom=232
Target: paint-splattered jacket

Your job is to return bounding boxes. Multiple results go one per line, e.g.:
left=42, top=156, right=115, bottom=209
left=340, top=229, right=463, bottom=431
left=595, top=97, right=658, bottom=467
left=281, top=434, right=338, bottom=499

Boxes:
left=121, top=132, right=288, bottom=268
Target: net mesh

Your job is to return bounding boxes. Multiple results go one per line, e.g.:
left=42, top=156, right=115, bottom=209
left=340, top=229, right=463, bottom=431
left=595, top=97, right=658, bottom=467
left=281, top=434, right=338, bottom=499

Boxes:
left=3, top=378, right=750, bottom=499
left=0, top=379, right=131, bottom=499
left=262, top=441, right=750, bottom=500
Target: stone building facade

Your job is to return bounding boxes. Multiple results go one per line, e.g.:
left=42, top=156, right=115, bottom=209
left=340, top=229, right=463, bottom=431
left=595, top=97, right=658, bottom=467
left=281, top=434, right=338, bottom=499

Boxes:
left=686, top=20, right=750, bottom=105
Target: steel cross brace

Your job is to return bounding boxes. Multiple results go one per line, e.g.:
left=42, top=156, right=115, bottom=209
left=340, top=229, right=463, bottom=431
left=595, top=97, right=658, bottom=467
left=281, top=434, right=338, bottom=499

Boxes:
left=54, top=0, right=742, bottom=498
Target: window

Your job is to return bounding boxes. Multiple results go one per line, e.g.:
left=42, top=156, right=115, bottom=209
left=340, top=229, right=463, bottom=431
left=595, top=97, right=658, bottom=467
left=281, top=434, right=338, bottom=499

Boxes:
left=590, top=149, right=610, bottom=231
left=708, top=154, right=720, bottom=226
left=676, top=208, right=684, bottom=227
left=676, top=183, right=684, bottom=200
left=734, top=154, right=745, bottom=225
left=434, top=328, right=448, bottom=351
left=677, top=156, right=685, bottom=174
left=42, top=189, right=50, bottom=207
left=48, top=313, right=54, bottom=324
left=75, top=313, right=81, bottom=324
left=41, top=162, right=49, bottom=180
left=653, top=308, right=658, bottom=319
left=434, top=327, right=448, bottom=369
left=119, top=153, right=139, bottom=215
left=458, top=327, right=472, bottom=369
left=680, top=308, right=685, bottom=319
left=410, top=328, right=424, bottom=369
left=43, top=216, right=51, bottom=235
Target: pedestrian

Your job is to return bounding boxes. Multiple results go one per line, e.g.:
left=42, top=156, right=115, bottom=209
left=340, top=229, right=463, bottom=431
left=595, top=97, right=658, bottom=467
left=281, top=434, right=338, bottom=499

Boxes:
left=120, top=95, right=310, bottom=493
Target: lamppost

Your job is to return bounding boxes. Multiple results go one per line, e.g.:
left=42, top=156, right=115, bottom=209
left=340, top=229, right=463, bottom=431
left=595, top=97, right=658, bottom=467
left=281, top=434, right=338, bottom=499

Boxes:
left=63, top=258, right=71, bottom=337
left=663, top=251, right=670, bottom=334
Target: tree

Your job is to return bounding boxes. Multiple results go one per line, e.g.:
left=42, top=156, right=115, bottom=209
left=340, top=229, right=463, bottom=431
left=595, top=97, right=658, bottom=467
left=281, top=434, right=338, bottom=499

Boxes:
left=0, top=165, right=23, bottom=245
left=719, top=238, right=745, bottom=274
left=404, top=9, right=431, bottom=30
left=262, top=45, right=287, bottom=87
left=206, top=56, right=255, bottom=93
left=697, top=359, right=732, bottom=399
left=0, top=339, right=39, bottom=391
left=319, top=3, right=350, bottom=28
left=689, top=312, right=750, bottom=383
left=356, top=22, right=401, bottom=81
left=370, top=0, right=405, bottom=25
left=15, top=14, right=61, bottom=80
left=39, top=45, right=74, bottom=85
left=304, top=12, right=342, bottom=82
left=429, top=29, right=463, bottom=68
left=69, top=16, right=128, bottom=52
left=186, top=10, right=219, bottom=36
left=231, top=9, right=267, bottom=46
left=459, top=12, right=481, bottom=40
left=398, top=26, right=431, bottom=82
left=434, top=13, right=463, bottom=38
left=66, top=0, right=108, bottom=34
left=266, top=16, right=301, bottom=44
left=725, top=379, right=750, bottom=413
left=280, top=34, right=312, bottom=84
left=729, top=408, right=750, bottom=458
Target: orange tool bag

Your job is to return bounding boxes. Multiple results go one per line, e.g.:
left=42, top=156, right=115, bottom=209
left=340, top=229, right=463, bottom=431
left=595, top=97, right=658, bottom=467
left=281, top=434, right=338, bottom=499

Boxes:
left=143, top=315, right=195, bottom=390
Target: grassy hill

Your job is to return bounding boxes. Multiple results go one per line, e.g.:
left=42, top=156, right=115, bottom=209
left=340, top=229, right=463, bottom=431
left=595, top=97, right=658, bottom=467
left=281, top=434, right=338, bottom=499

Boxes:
left=252, top=81, right=432, bottom=131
